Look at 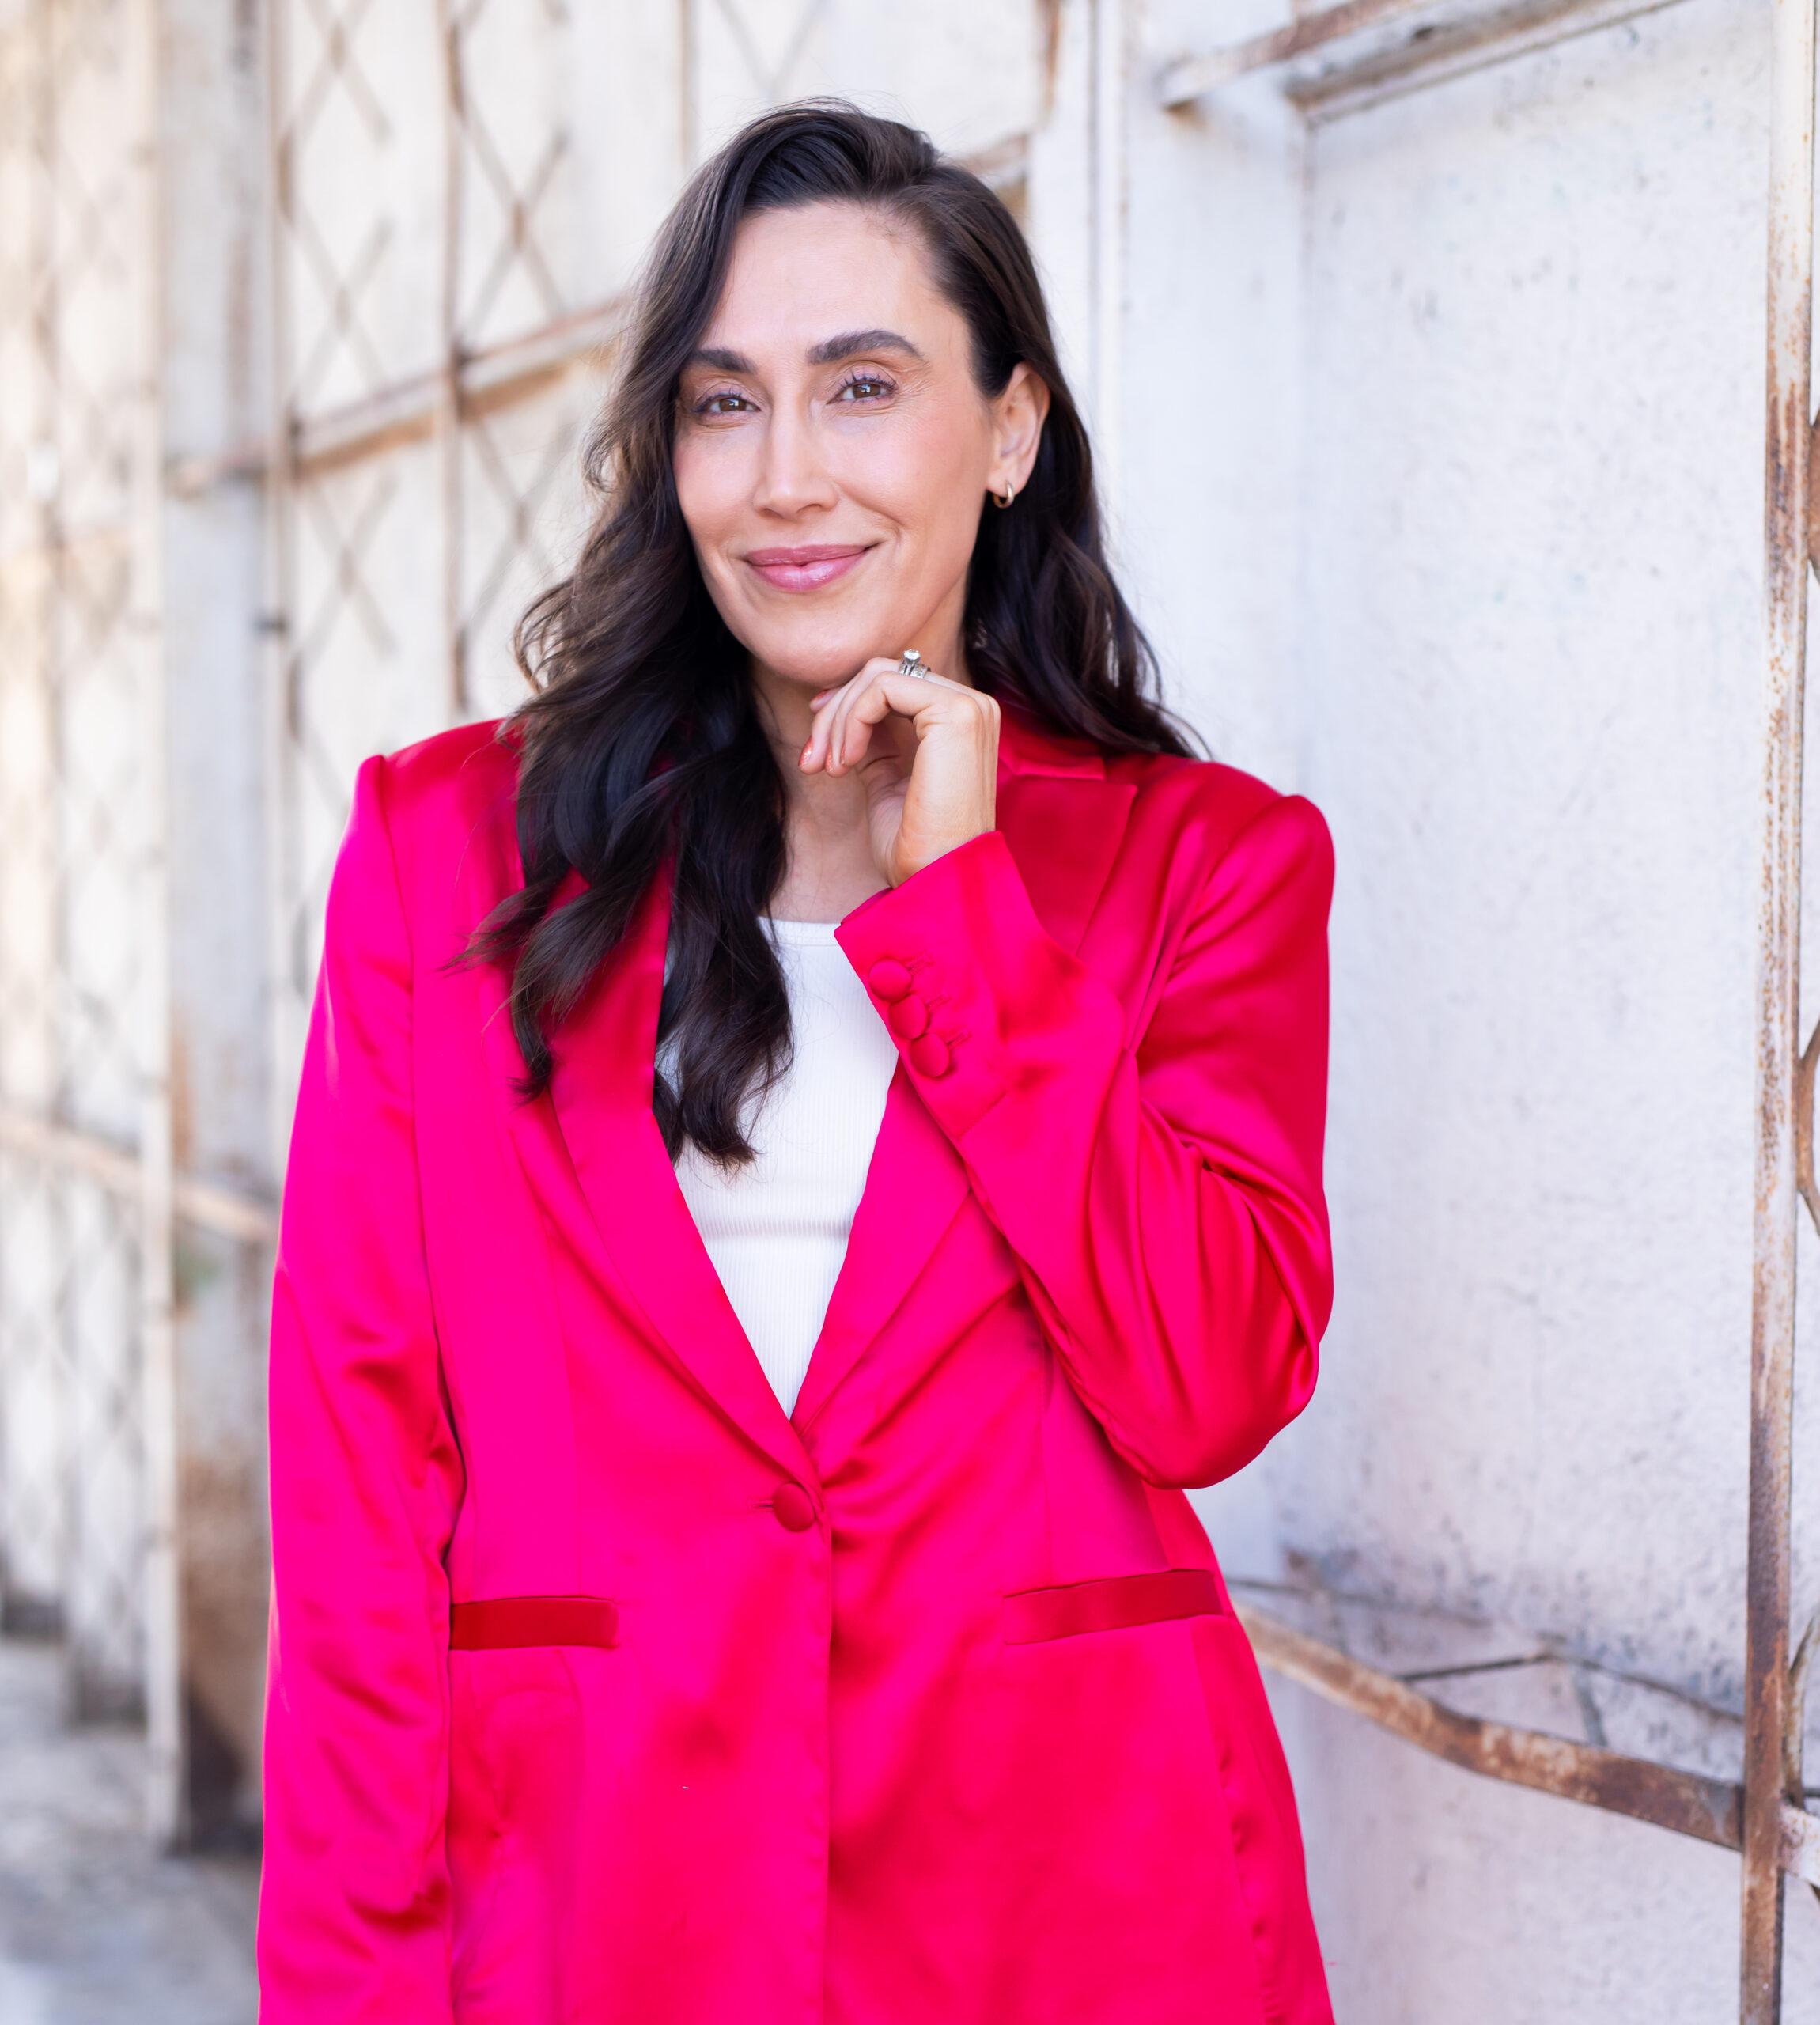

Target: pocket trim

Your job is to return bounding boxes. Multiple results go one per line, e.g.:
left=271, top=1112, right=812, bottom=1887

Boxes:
left=1001, top=1568, right=1225, bottom=1645
left=450, top=1595, right=620, bottom=1651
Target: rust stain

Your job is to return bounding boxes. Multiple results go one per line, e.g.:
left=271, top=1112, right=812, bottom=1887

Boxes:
left=1237, top=1599, right=1745, bottom=1852
left=1795, top=1022, right=1820, bottom=1232
left=1039, top=0, right=1063, bottom=114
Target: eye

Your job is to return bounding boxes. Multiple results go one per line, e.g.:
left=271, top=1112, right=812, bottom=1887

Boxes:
left=693, top=390, right=754, bottom=418
left=834, top=373, right=895, bottom=403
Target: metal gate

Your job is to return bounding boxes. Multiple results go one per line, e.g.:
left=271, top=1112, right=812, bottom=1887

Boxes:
left=0, top=0, right=179, bottom=1839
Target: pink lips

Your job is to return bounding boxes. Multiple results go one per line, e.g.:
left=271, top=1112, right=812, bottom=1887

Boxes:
left=743, top=543, right=870, bottom=592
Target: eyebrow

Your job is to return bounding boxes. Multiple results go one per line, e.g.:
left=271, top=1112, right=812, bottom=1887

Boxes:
left=806, top=327, right=924, bottom=365
left=685, top=328, right=925, bottom=375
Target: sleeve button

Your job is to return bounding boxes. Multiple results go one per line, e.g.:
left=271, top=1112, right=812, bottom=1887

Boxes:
left=867, top=959, right=913, bottom=1001
left=887, top=996, right=929, bottom=1039
left=908, top=1033, right=951, bottom=1078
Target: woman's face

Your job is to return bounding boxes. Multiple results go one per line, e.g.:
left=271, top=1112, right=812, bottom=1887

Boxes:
left=673, top=201, right=1046, bottom=695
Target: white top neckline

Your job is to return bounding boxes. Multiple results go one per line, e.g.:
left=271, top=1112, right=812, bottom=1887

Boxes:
left=668, top=924, right=898, bottom=1416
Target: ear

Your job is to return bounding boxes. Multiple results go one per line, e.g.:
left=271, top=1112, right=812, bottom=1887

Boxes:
left=989, top=362, right=1050, bottom=499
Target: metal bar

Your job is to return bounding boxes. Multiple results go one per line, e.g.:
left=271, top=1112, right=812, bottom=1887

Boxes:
left=1746, top=0, right=1814, bottom=2005
left=0, top=518, right=134, bottom=572
left=172, top=1175, right=281, bottom=1247
left=1244, top=1598, right=1820, bottom=1891
left=1156, top=0, right=1686, bottom=108
left=437, top=0, right=466, bottom=721
left=262, top=0, right=306, bottom=1171
left=1091, top=0, right=1128, bottom=524
left=1238, top=1602, right=1745, bottom=1850
left=1157, top=0, right=1432, bottom=103
left=123, top=0, right=183, bottom=1851
left=1288, top=0, right=1688, bottom=116
left=165, top=293, right=627, bottom=499
left=679, top=0, right=696, bottom=176
left=0, top=1108, right=278, bottom=1245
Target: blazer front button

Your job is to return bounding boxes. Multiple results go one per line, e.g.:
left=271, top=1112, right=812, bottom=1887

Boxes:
left=907, top=1033, right=950, bottom=1077
left=887, top=995, right=929, bottom=1039
left=867, top=959, right=913, bottom=1001
left=772, top=1482, right=817, bottom=1532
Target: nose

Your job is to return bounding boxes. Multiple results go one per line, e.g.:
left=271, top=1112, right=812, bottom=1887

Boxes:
left=751, top=397, right=837, bottom=519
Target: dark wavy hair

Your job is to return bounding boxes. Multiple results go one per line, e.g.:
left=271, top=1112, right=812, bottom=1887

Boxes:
left=477, top=101, right=1190, bottom=1163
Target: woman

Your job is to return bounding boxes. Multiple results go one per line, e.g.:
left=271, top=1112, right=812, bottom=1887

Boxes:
left=259, top=103, right=1335, bottom=2025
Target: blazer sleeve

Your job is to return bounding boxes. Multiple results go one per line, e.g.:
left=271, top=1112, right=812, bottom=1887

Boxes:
left=259, top=755, right=464, bottom=2021
left=836, top=792, right=1333, bottom=1489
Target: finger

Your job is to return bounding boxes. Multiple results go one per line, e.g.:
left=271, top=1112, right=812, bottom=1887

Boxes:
left=824, top=658, right=901, bottom=773
left=829, top=682, right=877, bottom=774
left=806, top=657, right=898, bottom=772
left=842, top=670, right=977, bottom=759
left=833, top=664, right=913, bottom=770
left=838, top=668, right=989, bottom=770
left=802, top=672, right=863, bottom=771
left=815, top=658, right=981, bottom=773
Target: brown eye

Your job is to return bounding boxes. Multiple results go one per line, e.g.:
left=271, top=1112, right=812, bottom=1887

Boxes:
left=837, top=376, right=892, bottom=402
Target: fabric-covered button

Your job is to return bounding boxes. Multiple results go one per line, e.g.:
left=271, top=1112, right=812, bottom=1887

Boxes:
left=772, top=1482, right=816, bottom=1532
left=887, top=995, right=929, bottom=1040
left=867, top=959, right=913, bottom=1001
left=908, top=1033, right=951, bottom=1078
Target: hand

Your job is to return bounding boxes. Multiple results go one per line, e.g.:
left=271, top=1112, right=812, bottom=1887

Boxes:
left=800, top=655, right=1001, bottom=886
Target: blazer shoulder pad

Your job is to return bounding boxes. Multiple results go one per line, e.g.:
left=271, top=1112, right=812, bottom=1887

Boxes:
left=373, top=717, right=516, bottom=838
left=1116, top=749, right=1321, bottom=865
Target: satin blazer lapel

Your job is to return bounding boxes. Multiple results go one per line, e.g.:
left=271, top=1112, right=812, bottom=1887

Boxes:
left=993, top=743, right=1137, bottom=960
left=788, top=1068, right=970, bottom=1433
left=793, top=721, right=1137, bottom=1429
left=489, top=868, right=808, bottom=1479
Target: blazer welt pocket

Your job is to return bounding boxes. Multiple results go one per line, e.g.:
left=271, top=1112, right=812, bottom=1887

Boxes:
left=450, top=1595, right=620, bottom=1651
left=1001, top=1569, right=1225, bottom=1646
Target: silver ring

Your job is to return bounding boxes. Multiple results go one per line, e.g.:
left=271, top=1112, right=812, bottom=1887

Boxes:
left=899, top=649, right=928, bottom=680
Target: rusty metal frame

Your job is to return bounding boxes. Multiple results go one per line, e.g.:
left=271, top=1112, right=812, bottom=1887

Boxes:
left=1161, top=0, right=1820, bottom=2014
left=1746, top=0, right=1818, bottom=2012
left=1236, top=1599, right=1820, bottom=1883
left=1157, top=0, right=1692, bottom=114
left=119, top=0, right=181, bottom=1847
left=0, top=1109, right=277, bottom=1246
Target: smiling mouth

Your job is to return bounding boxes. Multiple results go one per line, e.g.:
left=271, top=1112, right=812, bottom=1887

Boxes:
left=743, top=544, right=872, bottom=592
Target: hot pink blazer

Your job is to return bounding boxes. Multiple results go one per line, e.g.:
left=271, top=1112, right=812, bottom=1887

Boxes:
left=258, top=708, right=1337, bottom=2025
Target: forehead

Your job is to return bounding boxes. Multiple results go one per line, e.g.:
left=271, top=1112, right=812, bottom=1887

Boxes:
left=700, top=202, right=958, bottom=356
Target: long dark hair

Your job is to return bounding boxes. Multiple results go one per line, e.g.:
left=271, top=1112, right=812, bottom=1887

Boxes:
left=478, top=101, right=1190, bottom=1163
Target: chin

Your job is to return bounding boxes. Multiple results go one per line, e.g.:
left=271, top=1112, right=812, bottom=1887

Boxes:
left=747, top=624, right=889, bottom=691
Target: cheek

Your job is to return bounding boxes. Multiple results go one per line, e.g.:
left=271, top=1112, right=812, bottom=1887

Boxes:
left=672, top=440, right=746, bottom=561
left=839, top=418, right=987, bottom=558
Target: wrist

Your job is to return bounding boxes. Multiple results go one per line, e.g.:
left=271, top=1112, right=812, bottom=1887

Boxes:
left=891, top=820, right=993, bottom=884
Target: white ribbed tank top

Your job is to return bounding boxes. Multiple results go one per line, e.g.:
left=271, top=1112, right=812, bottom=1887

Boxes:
left=669, top=919, right=899, bottom=1416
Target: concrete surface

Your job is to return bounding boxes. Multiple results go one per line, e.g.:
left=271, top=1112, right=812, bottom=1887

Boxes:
left=0, top=1637, right=257, bottom=2025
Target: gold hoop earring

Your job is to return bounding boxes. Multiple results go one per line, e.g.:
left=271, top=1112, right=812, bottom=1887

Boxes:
left=993, top=482, right=1016, bottom=510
